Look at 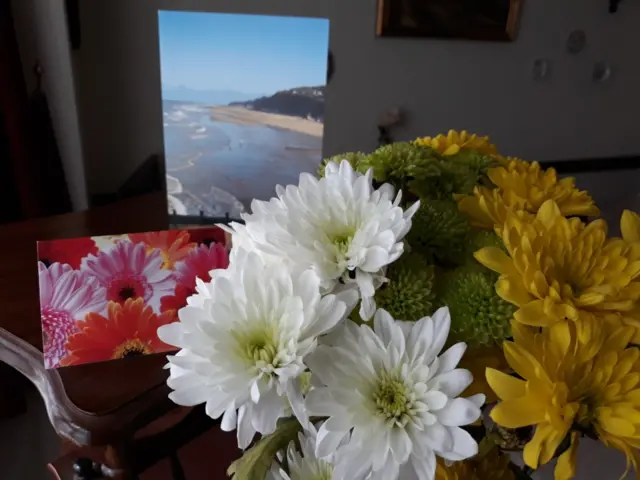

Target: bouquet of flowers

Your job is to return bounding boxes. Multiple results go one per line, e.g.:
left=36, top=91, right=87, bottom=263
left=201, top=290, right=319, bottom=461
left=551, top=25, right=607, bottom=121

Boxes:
left=157, top=130, right=640, bottom=480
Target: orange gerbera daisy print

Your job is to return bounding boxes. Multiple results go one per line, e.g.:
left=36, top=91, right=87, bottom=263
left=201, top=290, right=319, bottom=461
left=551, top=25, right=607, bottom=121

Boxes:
left=129, top=230, right=196, bottom=269
left=61, top=298, right=176, bottom=366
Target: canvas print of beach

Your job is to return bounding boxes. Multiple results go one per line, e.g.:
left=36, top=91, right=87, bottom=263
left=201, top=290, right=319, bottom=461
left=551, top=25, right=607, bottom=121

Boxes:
left=158, top=11, right=330, bottom=218
left=37, top=227, right=230, bottom=369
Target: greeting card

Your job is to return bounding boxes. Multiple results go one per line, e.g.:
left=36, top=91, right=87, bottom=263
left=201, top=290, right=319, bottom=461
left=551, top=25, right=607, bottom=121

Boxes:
left=37, top=227, right=230, bottom=369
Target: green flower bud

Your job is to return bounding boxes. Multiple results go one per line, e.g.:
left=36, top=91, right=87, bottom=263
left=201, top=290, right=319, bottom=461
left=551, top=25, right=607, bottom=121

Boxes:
left=407, top=200, right=469, bottom=266
left=437, top=265, right=515, bottom=347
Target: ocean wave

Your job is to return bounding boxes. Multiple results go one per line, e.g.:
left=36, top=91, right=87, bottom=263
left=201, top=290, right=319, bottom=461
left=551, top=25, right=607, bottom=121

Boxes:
left=166, top=110, right=188, bottom=122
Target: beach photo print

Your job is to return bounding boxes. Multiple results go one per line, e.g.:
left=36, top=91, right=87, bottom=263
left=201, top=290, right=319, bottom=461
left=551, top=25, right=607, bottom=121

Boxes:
left=37, top=228, right=230, bottom=369
left=158, top=11, right=330, bottom=218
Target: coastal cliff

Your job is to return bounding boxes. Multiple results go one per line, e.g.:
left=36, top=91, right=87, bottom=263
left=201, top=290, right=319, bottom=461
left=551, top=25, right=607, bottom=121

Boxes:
left=229, top=86, right=324, bottom=122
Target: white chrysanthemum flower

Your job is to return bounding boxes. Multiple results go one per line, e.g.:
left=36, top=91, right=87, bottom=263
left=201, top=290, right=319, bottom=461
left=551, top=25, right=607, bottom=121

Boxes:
left=157, top=248, right=347, bottom=449
left=305, top=307, right=485, bottom=480
left=269, top=425, right=344, bottom=480
left=222, top=160, right=419, bottom=320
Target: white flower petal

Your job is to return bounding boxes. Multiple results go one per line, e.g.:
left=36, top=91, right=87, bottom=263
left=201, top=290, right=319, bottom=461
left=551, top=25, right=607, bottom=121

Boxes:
left=435, top=397, right=482, bottom=426
left=373, top=309, right=402, bottom=348
left=286, top=380, right=311, bottom=431
left=430, top=369, right=473, bottom=398
left=220, top=405, right=238, bottom=432
left=361, top=246, right=390, bottom=272
left=407, top=316, right=433, bottom=362
left=237, top=405, right=257, bottom=450
left=423, top=390, right=448, bottom=411
left=157, top=323, right=185, bottom=347
left=333, top=447, right=372, bottom=480
left=427, top=307, right=451, bottom=361
left=437, top=342, right=467, bottom=374
left=410, top=451, right=437, bottom=480
left=168, top=385, right=212, bottom=407
left=355, top=270, right=375, bottom=297
left=316, top=422, right=349, bottom=459
left=390, top=427, right=412, bottom=464
left=437, top=427, right=478, bottom=461
left=467, top=393, right=486, bottom=409
left=373, top=454, right=400, bottom=479
left=359, top=294, right=377, bottom=321
left=417, top=422, right=453, bottom=452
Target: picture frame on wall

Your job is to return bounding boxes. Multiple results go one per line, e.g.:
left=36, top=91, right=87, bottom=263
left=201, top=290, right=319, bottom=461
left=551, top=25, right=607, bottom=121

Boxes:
left=376, top=0, right=522, bottom=41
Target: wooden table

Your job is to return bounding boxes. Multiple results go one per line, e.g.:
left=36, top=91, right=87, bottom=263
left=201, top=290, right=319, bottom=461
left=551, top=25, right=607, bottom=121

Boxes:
left=0, top=193, right=221, bottom=478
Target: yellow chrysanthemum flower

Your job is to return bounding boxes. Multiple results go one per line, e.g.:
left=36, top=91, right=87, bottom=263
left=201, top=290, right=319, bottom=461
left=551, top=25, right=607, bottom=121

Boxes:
left=414, top=130, right=498, bottom=156
left=457, top=158, right=600, bottom=230
left=474, top=200, right=640, bottom=329
left=487, top=321, right=640, bottom=479
left=435, top=443, right=515, bottom=480
left=622, top=209, right=640, bottom=244
left=604, top=210, right=640, bottom=343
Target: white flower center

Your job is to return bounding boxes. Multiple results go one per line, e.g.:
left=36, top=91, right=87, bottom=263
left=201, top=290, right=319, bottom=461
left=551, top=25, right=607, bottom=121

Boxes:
left=372, top=369, right=417, bottom=428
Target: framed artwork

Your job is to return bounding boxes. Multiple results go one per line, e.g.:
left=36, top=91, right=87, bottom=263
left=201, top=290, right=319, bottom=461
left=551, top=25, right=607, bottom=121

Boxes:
left=37, top=227, right=230, bottom=369
left=376, top=0, right=522, bottom=41
left=158, top=11, right=330, bottom=220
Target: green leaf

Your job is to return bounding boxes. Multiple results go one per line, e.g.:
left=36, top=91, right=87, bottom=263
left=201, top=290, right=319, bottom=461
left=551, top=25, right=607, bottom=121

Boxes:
left=227, top=418, right=302, bottom=480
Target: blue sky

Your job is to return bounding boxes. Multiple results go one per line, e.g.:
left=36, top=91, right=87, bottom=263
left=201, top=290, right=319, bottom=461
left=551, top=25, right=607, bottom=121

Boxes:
left=158, top=11, right=330, bottom=95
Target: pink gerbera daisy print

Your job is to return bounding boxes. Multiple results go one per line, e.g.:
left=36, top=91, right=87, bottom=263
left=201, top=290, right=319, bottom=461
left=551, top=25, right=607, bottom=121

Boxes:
left=175, top=242, right=229, bottom=287
left=81, top=240, right=175, bottom=312
left=160, top=243, right=229, bottom=320
left=38, top=262, right=106, bottom=368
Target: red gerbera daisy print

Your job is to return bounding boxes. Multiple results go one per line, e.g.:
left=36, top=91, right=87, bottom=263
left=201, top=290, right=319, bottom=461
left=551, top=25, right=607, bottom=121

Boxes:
left=129, top=231, right=196, bottom=269
left=61, top=298, right=176, bottom=366
left=160, top=284, right=193, bottom=320
left=38, top=237, right=98, bottom=269
left=160, top=243, right=229, bottom=319
left=81, top=240, right=174, bottom=312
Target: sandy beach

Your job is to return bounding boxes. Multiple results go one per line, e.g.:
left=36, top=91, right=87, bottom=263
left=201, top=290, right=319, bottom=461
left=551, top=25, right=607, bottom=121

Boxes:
left=210, top=106, right=323, bottom=137
left=163, top=99, right=322, bottom=216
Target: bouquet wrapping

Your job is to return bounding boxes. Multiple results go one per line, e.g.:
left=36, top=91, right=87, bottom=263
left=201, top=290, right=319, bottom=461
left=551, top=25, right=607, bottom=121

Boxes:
left=157, top=130, right=640, bottom=480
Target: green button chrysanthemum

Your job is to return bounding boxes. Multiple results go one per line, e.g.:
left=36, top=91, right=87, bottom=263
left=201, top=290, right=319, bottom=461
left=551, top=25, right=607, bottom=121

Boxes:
left=447, top=150, right=500, bottom=183
left=318, top=152, right=370, bottom=177
left=361, top=142, right=443, bottom=187
left=463, top=229, right=506, bottom=262
left=407, top=200, right=469, bottom=266
left=437, top=265, right=515, bottom=347
left=373, top=254, right=436, bottom=322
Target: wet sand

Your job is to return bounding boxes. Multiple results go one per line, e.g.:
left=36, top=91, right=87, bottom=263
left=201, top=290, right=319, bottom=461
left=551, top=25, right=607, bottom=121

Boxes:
left=210, top=106, right=323, bottom=137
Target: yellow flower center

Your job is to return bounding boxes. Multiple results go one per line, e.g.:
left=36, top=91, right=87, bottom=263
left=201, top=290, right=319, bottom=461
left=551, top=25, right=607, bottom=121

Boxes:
left=575, top=401, right=596, bottom=430
left=373, top=370, right=414, bottom=427
left=332, top=234, right=352, bottom=256
left=160, top=251, right=175, bottom=270
left=233, top=326, right=281, bottom=371
left=112, top=338, right=153, bottom=359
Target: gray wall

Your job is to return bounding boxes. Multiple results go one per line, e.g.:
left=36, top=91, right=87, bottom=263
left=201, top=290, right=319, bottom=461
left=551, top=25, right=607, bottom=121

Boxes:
left=72, top=0, right=640, bottom=195
left=11, top=0, right=88, bottom=210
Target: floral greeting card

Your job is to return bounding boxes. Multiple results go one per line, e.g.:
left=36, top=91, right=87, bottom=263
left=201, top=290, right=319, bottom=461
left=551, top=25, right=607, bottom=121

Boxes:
left=37, top=227, right=230, bottom=369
